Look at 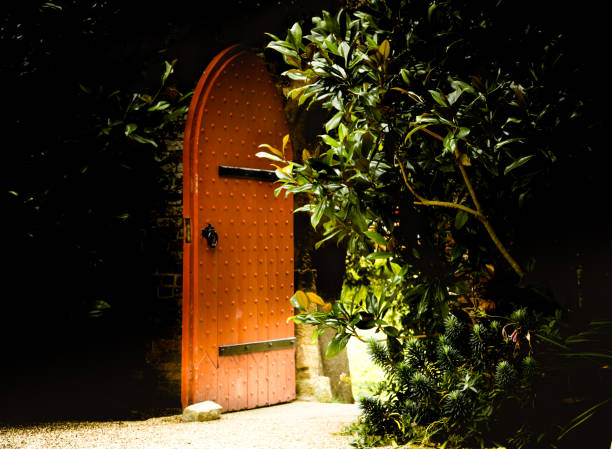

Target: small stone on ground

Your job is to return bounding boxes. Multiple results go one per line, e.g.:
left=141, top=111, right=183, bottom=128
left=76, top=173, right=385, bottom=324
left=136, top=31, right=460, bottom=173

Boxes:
left=182, top=401, right=223, bottom=422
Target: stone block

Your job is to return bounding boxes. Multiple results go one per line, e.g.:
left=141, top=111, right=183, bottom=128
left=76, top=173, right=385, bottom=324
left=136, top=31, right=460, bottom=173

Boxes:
left=296, top=343, right=322, bottom=372
left=182, top=401, right=223, bottom=422
left=296, top=376, right=333, bottom=403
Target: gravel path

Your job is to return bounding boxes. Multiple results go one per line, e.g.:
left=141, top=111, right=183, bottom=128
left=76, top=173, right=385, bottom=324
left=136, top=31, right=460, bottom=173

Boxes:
left=0, top=401, right=361, bottom=449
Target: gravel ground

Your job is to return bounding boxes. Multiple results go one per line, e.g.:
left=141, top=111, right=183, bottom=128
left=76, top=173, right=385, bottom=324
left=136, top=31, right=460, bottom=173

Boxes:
left=0, top=401, right=361, bottom=449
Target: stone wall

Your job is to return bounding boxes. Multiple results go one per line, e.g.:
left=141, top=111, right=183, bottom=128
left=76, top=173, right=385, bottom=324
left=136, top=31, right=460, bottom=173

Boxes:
left=143, top=126, right=185, bottom=406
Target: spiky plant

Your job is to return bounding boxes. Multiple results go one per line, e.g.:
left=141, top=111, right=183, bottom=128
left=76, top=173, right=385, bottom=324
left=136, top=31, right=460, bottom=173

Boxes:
left=408, top=371, right=435, bottom=402
left=443, top=389, right=469, bottom=421
left=444, top=314, right=467, bottom=348
left=368, top=337, right=390, bottom=368
left=495, top=360, right=518, bottom=391
left=521, top=356, right=537, bottom=384
left=470, top=323, right=487, bottom=359
left=396, top=362, right=415, bottom=391
left=404, top=398, right=420, bottom=414
left=437, top=337, right=463, bottom=371
left=358, top=395, right=390, bottom=434
left=404, top=338, right=427, bottom=369
left=510, top=308, right=531, bottom=329
left=487, top=320, right=502, bottom=345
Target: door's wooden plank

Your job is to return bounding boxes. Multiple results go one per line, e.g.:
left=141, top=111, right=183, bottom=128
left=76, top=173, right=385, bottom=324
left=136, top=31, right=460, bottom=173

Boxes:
left=217, top=355, right=231, bottom=411
left=283, top=348, right=297, bottom=402
left=257, top=352, right=269, bottom=407
left=247, top=353, right=259, bottom=409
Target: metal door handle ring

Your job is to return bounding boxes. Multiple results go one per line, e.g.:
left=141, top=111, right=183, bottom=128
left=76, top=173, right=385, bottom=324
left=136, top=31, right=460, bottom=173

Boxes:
left=202, top=224, right=218, bottom=248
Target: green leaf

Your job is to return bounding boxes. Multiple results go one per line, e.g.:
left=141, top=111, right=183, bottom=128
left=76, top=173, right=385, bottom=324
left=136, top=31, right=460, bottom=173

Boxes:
left=338, top=123, right=348, bottom=142
left=504, top=155, right=535, bottom=175
left=283, top=69, right=309, bottom=81
left=349, top=206, right=367, bottom=232
left=356, top=311, right=376, bottom=329
left=338, top=41, right=351, bottom=62
left=88, top=299, right=111, bottom=318
left=449, top=79, right=476, bottom=95
left=454, top=210, right=468, bottom=229
left=289, top=293, right=303, bottom=310
left=311, top=327, right=326, bottom=342
left=347, top=173, right=371, bottom=188
left=314, top=229, right=342, bottom=249
left=124, top=123, right=137, bottom=136
left=502, top=117, right=522, bottom=127
left=42, top=2, right=62, bottom=11
left=311, top=200, right=325, bottom=229
left=287, top=183, right=314, bottom=194
left=266, top=42, right=299, bottom=59
left=456, top=127, right=470, bottom=139
left=382, top=325, right=399, bottom=337
left=323, top=35, right=339, bottom=55
left=364, top=230, right=387, bottom=246
left=130, top=134, right=158, bottom=147
left=298, top=89, right=317, bottom=106
left=443, top=131, right=457, bottom=155
left=429, top=90, right=448, bottom=107
left=274, top=168, right=291, bottom=181
left=326, top=332, right=351, bottom=358
left=288, top=22, right=302, bottom=48
left=294, top=203, right=315, bottom=214
left=366, top=251, right=394, bottom=260
left=494, top=138, right=524, bottom=150
left=557, top=397, right=612, bottom=441
left=378, top=39, right=390, bottom=60
left=356, top=319, right=376, bottom=330
left=321, top=134, right=340, bottom=147
left=255, top=151, right=284, bottom=162
left=147, top=101, right=170, bottom=112
left=325, top=111, right=343, bottom=133
left=162, top=60, right=174, bottom=85
left=264, top=32, right=281, bottom=41
left=427, top=3, right=437, bottom=21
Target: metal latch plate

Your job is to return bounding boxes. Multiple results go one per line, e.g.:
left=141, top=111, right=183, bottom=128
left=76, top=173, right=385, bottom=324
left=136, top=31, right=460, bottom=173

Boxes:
left=219, top=337, right=296, bottom=356
left=218, top=165, right=277, bottom=182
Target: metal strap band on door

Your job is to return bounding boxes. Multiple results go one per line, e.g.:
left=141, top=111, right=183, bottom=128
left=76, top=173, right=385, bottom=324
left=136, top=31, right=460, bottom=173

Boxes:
left=218, top=337, right=296, bottom=356
left=218, top=165, right=277, bottom=182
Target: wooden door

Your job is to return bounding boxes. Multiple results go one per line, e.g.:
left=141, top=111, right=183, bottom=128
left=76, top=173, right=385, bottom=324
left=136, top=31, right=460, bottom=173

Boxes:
left=182, top=45, right=295, bottom=411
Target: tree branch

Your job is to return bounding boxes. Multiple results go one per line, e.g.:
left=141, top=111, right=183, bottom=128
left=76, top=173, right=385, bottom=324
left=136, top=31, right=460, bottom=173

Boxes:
left=396, top=128, right=525, bottom=278
left=396, top=152, right=483, bottom=219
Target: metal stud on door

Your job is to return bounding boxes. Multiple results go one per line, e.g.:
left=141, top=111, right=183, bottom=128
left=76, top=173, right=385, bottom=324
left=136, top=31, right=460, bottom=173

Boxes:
left=182, top=45, right=295, bottom=411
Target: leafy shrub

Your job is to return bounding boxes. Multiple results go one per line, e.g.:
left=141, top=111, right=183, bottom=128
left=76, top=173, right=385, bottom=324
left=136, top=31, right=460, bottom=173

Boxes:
left=261, top=0, right=610, bottom=447
left=352, top=309, right=547, bottom=447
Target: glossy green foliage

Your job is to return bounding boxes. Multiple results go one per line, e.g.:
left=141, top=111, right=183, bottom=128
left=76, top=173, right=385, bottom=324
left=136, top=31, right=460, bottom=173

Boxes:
left=261, top=0, right=590, bottom=358
left=264, top=1, right=609, bottom=447
left=264, top=0, right=580, bottom=275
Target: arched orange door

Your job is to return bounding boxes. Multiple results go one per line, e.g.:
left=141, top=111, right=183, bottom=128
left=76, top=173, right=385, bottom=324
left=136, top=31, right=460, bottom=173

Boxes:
left=182, top=45, right=295, bottom=411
